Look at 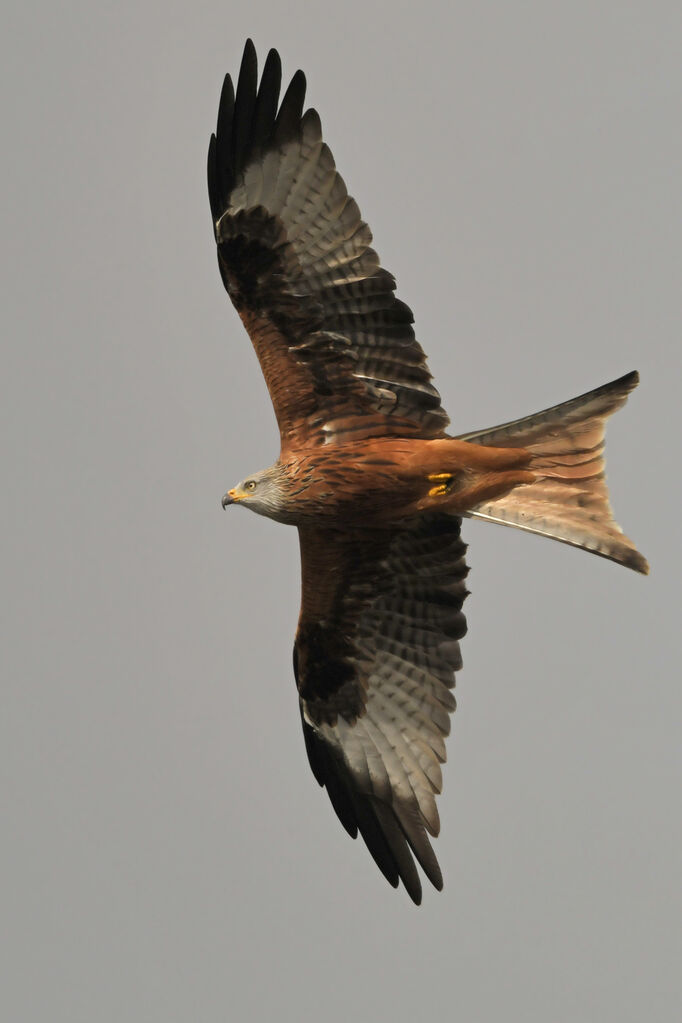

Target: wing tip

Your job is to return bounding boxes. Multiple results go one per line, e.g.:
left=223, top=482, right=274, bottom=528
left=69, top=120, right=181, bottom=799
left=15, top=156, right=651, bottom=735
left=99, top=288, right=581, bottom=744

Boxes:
left=300, top=712, right=440, bottom=903
left=210, top=41, right=308, bottom=220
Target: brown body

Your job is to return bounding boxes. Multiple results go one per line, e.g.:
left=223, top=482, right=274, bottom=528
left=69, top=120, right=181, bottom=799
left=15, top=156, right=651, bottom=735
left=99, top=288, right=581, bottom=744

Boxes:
left=209, top=42, right=647, bottom=905
left=278, top=437, right=534, bottom=524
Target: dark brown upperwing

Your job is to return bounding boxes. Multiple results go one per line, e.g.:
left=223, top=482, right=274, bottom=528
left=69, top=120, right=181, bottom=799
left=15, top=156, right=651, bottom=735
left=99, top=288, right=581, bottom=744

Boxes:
left=208, top=41, right=449, bottom=455
left=295, top=516, right=469, bottom=904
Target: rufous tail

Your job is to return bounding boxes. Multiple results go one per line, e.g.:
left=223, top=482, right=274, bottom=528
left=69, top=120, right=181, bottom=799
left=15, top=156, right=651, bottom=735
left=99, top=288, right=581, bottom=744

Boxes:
left=458, top=371, right=649, bottom=574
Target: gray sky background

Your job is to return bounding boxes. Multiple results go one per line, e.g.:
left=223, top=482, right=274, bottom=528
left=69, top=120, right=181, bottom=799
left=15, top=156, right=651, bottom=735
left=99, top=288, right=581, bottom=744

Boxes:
left=3, top=2, right=680, bottom=1020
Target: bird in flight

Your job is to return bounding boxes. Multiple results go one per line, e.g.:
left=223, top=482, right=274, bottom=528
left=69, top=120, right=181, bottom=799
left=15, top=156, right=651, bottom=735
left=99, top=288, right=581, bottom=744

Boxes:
left=207, top=40, right=648, bottom=904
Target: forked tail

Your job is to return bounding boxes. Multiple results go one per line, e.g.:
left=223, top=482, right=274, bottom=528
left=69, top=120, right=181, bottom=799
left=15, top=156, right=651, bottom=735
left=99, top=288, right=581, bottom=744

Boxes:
left=459, top=371, right=649, bottom=573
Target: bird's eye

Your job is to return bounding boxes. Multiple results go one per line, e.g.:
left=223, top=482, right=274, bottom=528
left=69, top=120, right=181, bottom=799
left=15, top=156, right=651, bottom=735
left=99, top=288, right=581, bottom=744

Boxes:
left=245, top=480, right=256, bottom=491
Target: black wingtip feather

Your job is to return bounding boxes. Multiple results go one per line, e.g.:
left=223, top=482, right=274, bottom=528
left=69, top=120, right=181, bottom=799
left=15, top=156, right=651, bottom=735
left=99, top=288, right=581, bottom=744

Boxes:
left=274, top=69, right=307, bottom=144
left=207, top=134, right=220, bottom=224
left=351, top=795, right=402, bottom=893
left=251, top=48, right=282, bottom=153
left=301, top=107, right=322, bottom=139
left=232, top=39, right=258, bottom=173
left=216, top=73, right=235, bottom=140
left=324, top=770, right=359, bottom=839
left=214, top=73, right=235, bottom=211
left=395, top=804, right=443, bottom=892
left=372, top=801, right=423, bottom=904
left=308, top=724, right=358, bottom=839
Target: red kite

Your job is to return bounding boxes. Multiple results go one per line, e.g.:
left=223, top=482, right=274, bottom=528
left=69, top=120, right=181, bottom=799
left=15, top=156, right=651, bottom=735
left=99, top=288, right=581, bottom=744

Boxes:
left=208, top=41, right=648, bottom=903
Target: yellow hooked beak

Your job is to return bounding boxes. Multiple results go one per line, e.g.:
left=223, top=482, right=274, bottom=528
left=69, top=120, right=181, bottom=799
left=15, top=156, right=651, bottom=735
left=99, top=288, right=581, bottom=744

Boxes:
left=221, top=488, right=243, bottom=508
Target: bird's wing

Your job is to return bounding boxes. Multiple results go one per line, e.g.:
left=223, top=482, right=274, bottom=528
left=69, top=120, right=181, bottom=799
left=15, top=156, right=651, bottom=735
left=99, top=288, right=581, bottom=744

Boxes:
left=295, top=515, right=468, bottom=904
left=208, top=41, right=449, bottom=456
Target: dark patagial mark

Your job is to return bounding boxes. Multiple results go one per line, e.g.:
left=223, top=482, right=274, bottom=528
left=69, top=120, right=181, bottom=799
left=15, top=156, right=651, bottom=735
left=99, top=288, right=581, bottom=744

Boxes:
left=294, top=622, right=365, bottom=725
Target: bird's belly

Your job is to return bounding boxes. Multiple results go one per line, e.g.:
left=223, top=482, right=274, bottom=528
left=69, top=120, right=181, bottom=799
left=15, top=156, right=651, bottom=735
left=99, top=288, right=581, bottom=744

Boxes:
left=280, top=437, right=533, bottom=525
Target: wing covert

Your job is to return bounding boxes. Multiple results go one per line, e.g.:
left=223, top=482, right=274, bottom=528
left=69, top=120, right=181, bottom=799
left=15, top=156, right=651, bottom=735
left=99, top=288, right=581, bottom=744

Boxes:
left=208, top=40, right=450, bottom=453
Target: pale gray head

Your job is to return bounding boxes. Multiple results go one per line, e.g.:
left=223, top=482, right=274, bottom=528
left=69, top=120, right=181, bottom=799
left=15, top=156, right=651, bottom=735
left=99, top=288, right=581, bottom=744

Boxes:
left=221, top=464, right=287, bottom=521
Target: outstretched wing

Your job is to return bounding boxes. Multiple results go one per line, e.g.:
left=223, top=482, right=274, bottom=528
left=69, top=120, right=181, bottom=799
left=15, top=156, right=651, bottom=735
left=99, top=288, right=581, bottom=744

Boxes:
left=208, top=40, right=449, bottom=455
left=295, top=516, right=469, bottom=904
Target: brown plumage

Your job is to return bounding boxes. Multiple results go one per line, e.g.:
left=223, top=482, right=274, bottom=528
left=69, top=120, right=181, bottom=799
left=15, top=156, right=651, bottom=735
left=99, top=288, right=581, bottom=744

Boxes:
left=208, top=40, right=648, bottom=904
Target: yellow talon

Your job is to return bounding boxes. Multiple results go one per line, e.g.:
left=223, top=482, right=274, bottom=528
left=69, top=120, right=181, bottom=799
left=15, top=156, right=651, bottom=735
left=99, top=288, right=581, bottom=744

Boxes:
left=427, top=472, right=452, bottom=481
left=429, top=484, right=449, bottom=497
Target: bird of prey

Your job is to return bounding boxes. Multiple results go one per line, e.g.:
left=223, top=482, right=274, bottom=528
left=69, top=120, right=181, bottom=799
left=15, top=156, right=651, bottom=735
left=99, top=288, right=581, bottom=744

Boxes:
left=208, top=40, right=648, bottom=904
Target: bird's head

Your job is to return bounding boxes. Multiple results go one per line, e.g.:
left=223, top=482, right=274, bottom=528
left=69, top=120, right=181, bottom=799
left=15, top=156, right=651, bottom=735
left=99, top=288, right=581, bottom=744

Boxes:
left=221, top=465, right=286, bottom=521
